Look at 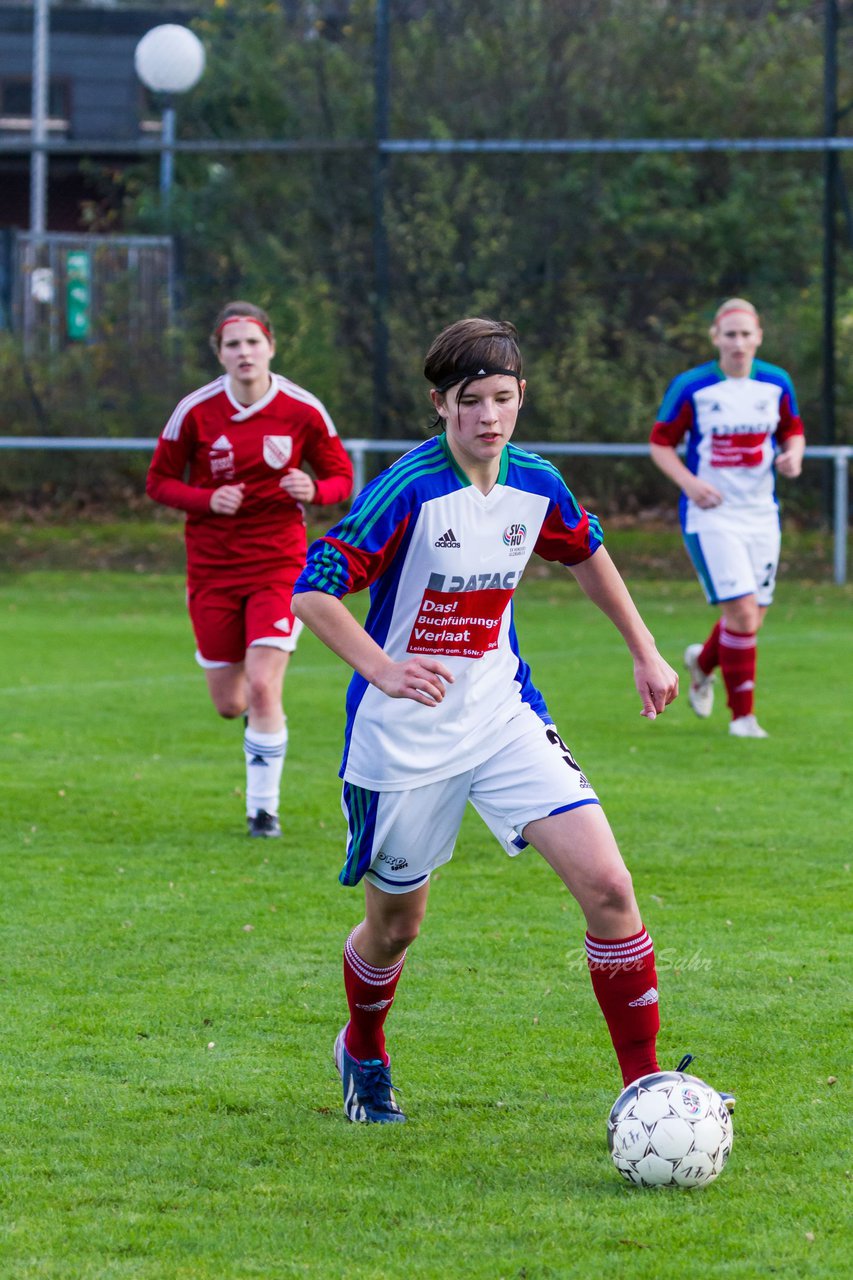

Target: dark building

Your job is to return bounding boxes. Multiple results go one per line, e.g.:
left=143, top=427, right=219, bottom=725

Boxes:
left=0, top=3, right=191, bottom=230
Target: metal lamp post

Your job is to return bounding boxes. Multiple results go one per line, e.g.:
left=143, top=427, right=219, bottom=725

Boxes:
left=134, top=24, right=206, bottom=211
left=30, top=0, right=49, bottom=236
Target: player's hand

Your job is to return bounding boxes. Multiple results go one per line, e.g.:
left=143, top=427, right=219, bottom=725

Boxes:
left=633, top=651, right=679, bottom=721
left=279, top=469, right=317, bottom=503
left=775, top=451, right=802, bottom=479
left=373, top=657, right=454, bottom=706
left=685, top=478, right=723, bottom=509
left=209, top=483, right=246, bottom=515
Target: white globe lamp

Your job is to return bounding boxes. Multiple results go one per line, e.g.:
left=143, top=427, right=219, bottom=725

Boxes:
left=134, top=24, right=206, bottom=95
left=134, top=24, right=206, bottom=205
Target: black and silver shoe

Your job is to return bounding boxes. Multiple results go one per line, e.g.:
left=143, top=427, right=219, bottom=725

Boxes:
left=247, top=809, right=281, bottom=838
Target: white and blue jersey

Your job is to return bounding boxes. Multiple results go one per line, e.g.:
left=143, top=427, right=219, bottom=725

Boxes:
left=650, top=359, right=804, bottom=534
left=293, top=434, right=602, bottom=791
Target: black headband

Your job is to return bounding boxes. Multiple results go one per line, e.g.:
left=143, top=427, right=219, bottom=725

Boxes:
left=433, top=365, right=521, bottom=394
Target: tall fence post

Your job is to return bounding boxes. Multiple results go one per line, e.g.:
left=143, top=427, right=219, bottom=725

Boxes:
left=833, top=449, right=849, bottom=584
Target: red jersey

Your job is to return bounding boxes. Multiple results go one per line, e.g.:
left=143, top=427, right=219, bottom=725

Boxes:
left=147, top=373, right=353, bottom=587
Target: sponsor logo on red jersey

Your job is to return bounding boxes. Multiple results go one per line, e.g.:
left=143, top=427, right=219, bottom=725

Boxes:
left=710, top=431, right=767, bottom=468
left=407, top=585, right=512, bottom=658
left=209, top=434, right=235, bottom=480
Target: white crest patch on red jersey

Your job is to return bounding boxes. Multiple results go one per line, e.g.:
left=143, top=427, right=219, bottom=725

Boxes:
left=263, top=435, right=293, bottom=469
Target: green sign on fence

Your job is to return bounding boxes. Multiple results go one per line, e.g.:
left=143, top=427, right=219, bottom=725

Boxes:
left=66, top=250, right=91, bottom=341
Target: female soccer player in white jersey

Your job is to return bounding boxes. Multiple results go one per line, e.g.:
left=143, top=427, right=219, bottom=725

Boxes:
left=292, top=317, right=687, bottom=1124
left=146, top=301, right=353, bottom=837
left=649, top=298, right=805, bottom=738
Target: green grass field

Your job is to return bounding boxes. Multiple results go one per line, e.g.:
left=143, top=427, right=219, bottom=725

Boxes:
left=1, top=563, right=850, bottom=1279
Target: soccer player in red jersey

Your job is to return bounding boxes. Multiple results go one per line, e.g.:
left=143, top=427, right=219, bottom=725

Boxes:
left=147, top=301, right=353, bottom=836
left=291, top=317, right=698, bottom=1124
left=650, top=299, right=805, bottom=738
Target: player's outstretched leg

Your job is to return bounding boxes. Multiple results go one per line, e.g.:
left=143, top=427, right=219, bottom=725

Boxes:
left=525, top=805, right=661, bottom=1087
left=585, top=927, right=661, bottom=1086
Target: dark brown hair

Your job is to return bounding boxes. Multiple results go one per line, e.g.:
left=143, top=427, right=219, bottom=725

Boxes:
left=210, top=301, right=274, bottom=353
left=424, top=317, right=523, bottom=392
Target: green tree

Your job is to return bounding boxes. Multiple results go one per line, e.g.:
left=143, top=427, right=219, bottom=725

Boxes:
left=11, top=0, right=850, bottom=518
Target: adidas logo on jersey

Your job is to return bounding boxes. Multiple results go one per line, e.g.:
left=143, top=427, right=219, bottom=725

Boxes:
left=628, top=987, right=659, bottom=1007
left=434, top=528, right=461, bottom=549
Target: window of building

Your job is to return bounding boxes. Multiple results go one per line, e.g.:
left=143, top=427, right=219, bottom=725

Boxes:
left=0, top=78, right=70, bottom=132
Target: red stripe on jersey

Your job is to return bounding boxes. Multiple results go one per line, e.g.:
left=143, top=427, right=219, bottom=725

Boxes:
left=776, top=393, right=805, bottom=444
left=533, top=504, right=594, bottom=566
left=323, top=515, right=411, bottom=594
left=649, top=399, right=694, bottom=447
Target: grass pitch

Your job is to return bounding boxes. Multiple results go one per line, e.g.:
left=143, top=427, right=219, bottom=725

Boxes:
left=1, top=566, right=850, bottom=1279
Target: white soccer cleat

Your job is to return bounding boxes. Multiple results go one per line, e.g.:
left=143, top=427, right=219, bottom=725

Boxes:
left=728, top=714, right=768, bottom=739
left=684, top=643, right=715, bottom=718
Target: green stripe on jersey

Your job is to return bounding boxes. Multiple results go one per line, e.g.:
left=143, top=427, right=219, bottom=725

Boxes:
left=344, top=444, right=450, bottom=547
left=508, top=446, right=588, bottom=523
left=507, top=445, right=564, bottom=483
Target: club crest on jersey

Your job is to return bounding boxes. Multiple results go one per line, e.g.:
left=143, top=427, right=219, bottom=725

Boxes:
left=263, top=435, right=293, bottom=469
left=502, top=522, right=527, bottom=552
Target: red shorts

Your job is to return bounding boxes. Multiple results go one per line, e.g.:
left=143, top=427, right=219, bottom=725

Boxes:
left=188, top=580, right=303, bottom=666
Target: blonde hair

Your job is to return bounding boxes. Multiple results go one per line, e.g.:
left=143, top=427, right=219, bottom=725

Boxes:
left=710, top=297, right=760, bottom=339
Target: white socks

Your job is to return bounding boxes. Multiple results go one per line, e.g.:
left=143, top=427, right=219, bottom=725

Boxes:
left=243, top=721, right=288, bottom=818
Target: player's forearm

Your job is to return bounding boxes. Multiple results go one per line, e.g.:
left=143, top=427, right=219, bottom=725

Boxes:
left=292, top=590, right=393, bottom=685
left=145, top=472, right=213, bottom=514
left=649, top=443, right=692, bottom=492
left=312, top=472, right=354, bottom=505
left=568, top=547, right=657, bottom=659
left=781, top=435, right=806, bottom=464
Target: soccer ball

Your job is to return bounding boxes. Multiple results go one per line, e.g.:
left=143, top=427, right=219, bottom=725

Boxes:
left=607, top=1070, right=733, bottom=1188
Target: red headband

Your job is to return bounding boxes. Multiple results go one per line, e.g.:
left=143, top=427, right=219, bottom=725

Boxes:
left=715, top=307, right=757, bottom=324
left=216, top=316, right=272, bottom=341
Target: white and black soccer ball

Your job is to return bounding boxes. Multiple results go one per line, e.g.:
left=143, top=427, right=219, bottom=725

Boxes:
left=607, top=1070, right=733, bottom=1188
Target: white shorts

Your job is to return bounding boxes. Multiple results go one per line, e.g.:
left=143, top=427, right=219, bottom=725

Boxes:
left=339, top=716, right=600, bottom=894
left=683, top=518, right=781, bottom=607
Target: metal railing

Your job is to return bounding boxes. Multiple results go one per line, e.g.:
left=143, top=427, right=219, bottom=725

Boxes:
left=1, top=436, right=850, bottom=585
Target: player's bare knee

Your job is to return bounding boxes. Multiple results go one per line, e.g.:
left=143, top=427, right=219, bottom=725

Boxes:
left=383, top=916, right=422, bottom=952
left=594, top=867, right=636, bottom=916
left=215, top=697, right=246, bottom=720
left=725, top=598, right=759, bottom=633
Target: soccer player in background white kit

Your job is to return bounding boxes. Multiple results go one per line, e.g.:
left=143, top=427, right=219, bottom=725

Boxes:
left=292, top=317, right=688, bottom=1124
left=650, top=298, right=805, bottom=738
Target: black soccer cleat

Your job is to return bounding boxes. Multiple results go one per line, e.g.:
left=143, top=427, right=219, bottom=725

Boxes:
left=247, top=809, right=281, bottom=838
left=675, top=1052, right=736, bottom=1114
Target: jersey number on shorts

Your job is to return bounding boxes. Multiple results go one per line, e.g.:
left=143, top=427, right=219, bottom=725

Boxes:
left=545, top=727, right=583, bottom=774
